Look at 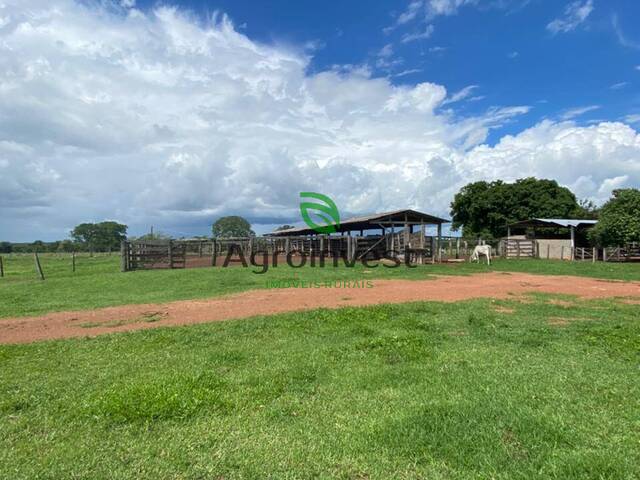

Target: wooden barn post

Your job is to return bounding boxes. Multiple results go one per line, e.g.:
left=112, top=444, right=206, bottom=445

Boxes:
left=120, top=241, right=127, bottom=272
left=403, top=213, right=410, bottom=252
left=390, top=225, right=395, bottom=252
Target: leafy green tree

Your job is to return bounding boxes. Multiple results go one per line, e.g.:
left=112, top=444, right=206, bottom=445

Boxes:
left=589, top=189, right=640, bottom=246
left=0, top=242, right=12, bottom=253
left=134, top=231, right=172, bottom=241
left=574, top=198, right=599, bottom=219
left=71, top=221, right=128, bottom=252
left=57, top=240, right=76, bottom=253
left=450, top=178, right=582, bottom=240
left=212, top=216, right=254, bottom=238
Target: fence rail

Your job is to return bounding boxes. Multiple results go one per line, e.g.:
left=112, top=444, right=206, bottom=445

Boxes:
left=120, top=234, right=471, bottom=271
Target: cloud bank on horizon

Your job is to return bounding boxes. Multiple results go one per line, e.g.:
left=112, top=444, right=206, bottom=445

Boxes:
left=0, top=0, right=639, bottom=240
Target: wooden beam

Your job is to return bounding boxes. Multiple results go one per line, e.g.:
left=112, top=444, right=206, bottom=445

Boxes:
left=120, top=241, right=127, bottom=272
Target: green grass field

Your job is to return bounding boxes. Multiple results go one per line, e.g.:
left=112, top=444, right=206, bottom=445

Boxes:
left=0, top=253, right=639, bottom=318
left=0, top=254, right=639, bottom=478
left=1, top=295, right=639, bottom=479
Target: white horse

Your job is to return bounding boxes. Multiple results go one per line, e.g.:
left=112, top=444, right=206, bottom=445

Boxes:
left=471, top=245, right=492, bottom=265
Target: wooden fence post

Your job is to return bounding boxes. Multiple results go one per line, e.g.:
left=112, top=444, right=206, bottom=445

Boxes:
left=120, top=241, right=127, bottom=272
left=561, top=246, right=565, bottom=260
left=211, top=240, right=217, bottom=267
left=34, top=252, right=45, bottom=280
left=603, top=248, right=607, bottom=262
left=168, top=240, right=174, bottom=269
left=72, top=251, right=76, bottom=272
left=0, top=255, right=4, bottom=278
left=592, top=247, right=597, bottom=263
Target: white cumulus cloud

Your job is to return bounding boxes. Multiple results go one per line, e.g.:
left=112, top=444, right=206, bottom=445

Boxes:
left=0, top=0, right=639, bottom=241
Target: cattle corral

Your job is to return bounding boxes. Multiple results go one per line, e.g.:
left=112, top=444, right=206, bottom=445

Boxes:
left=121, top=209, right=459, bottom=271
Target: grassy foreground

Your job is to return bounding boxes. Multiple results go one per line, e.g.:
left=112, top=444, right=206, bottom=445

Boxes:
left=0, top=253, right=639, bottom=318
left=1, top=295, right=639, bottom=479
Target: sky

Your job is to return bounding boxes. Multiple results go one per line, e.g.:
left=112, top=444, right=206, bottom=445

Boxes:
left=0, top=0, right=639, bottom=241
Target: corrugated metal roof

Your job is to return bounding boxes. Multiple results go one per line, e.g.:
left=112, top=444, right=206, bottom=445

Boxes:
left=270, top=209, right=450, bottom=236
left=536, top=218, right=598, bottom=228
left=509, top=218, right=598, bottom=228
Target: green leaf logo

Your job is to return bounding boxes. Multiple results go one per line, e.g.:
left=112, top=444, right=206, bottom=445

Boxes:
left=299, top=192, right=341, bottom=234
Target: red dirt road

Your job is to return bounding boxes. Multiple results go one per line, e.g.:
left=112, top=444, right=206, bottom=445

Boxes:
left=1, top=272, right=639, bottom=344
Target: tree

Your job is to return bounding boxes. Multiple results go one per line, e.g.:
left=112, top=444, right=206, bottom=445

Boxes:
left=212, top=216, right=254, bottom=238
left=71, top=221, right=128, bottom=251
left=0, top=242, right=11, bottom=254
left=589, top=189, right=640, bottom=247
left=450, top=178, right=583, bottom=240
left=575, top=198, right=599, bottom=219
left=57, top=240, right=76, bottom=253
left=134, top=231, right=172, bottom=241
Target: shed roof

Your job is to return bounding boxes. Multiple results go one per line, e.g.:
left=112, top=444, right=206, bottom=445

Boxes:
left=270, top=209, right=450, bottom=236
left=508, top=218, right=598, bottom=229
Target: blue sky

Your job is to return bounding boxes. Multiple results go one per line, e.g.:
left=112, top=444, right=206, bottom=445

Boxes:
left=134, top=0, right=640, bottom=141
left=1, top=0, right=639, bottom=241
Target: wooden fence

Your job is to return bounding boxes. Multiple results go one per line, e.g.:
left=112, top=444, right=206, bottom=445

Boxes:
left=120, top=233, right=465, bottom=271
left=500, top=239, right=536, bottom=259
left=603, top=243, right=640, bottom=262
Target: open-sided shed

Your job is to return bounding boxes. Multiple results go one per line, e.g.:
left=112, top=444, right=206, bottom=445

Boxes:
left=270, top=209, right=450, bottom=262
left=506, top=218, right=598, bottom=260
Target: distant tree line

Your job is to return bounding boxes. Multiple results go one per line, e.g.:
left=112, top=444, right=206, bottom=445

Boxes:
left=2, top=181, right=638, bottom=252
left=0, top=221, right=128, bottom=253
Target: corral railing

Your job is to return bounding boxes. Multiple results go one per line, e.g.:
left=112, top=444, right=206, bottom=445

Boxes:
left=603, top=243, right=640, bottom=262
left=121, top=233, right=458, bottom=271
left=500, top=239, right=536, bottom=259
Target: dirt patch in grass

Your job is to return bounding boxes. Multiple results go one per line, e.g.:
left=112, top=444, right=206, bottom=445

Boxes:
left=547, top=299, right=577, bottom=308
left=619, top=298, right=640, bottom=305
left=1, top=272, right=639, bottom=344
left=547, top=316, right=594, bottom=327
left=493, top=306, right=516, bottom=314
